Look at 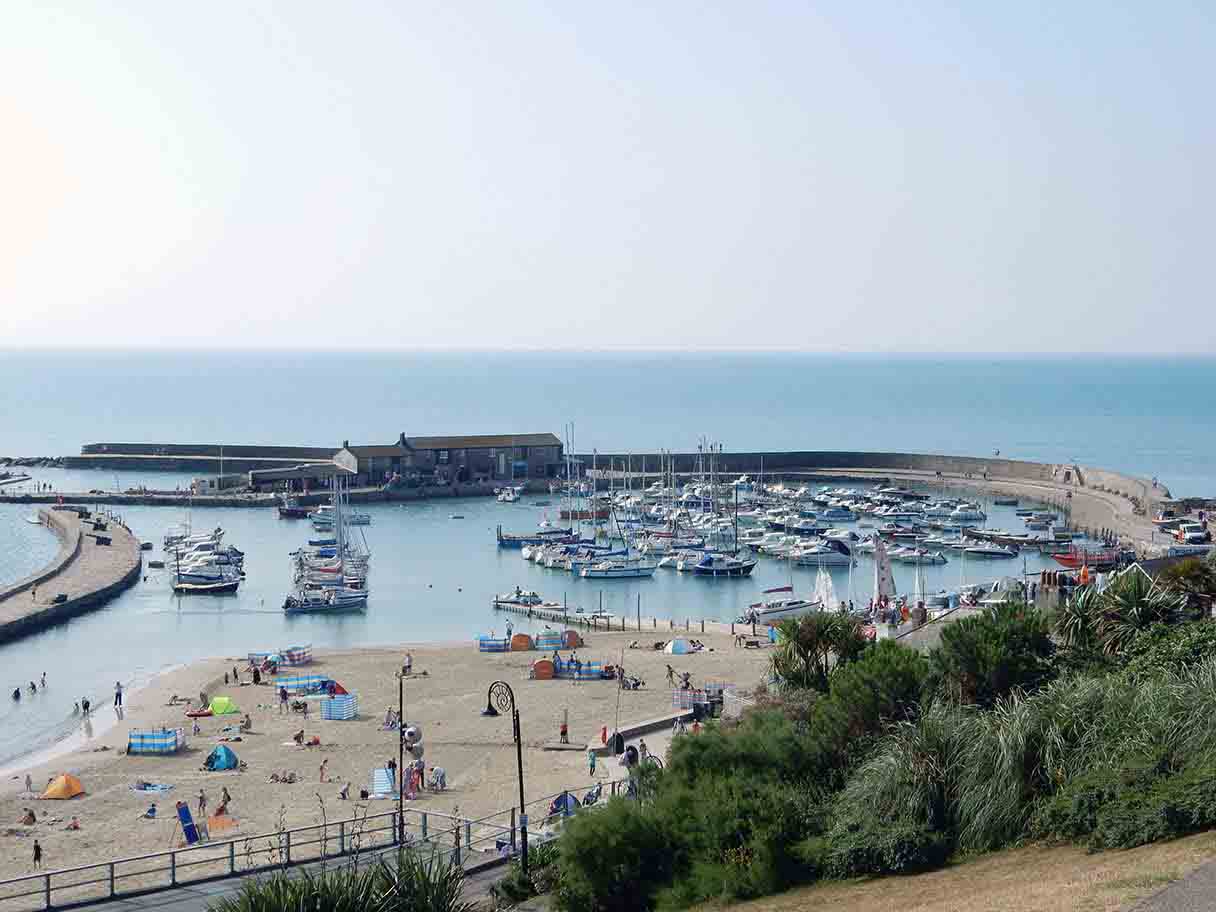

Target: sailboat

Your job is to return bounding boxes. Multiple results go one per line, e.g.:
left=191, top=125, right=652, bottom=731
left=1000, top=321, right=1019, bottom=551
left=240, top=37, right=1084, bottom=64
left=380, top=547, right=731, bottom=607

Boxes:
left=872, top=535, right=897, bottom=609
left=284, top=476, right=370, bottom=614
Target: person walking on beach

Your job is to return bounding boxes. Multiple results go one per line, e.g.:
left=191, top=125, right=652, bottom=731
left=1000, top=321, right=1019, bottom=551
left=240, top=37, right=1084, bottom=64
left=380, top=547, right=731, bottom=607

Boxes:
left=114, top=681, right=123, bottom=708
left=588, top=748, right=597, bottom=778
left=197, top=789, right=207, bottom=817
left=666, top=664, right=676, bottom=686
left=221, top=786, right=231, bottom=809
left=319, top=759, right=328, bottom=783
left=559, top=720, right=569, bottom=744
left=32, top=840, right=42, bottom=870
left=279, top=686, right=288, bottom=714
left=639, top=739, right=649, bottom=762
left=24, top=774, right=32, bottom=794
left=81, top=697, right=90, bottom=717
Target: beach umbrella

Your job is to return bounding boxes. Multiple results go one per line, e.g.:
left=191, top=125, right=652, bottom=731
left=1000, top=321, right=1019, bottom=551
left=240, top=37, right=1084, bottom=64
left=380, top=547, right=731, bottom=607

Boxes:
left=664, top=638, right=691, bottom=655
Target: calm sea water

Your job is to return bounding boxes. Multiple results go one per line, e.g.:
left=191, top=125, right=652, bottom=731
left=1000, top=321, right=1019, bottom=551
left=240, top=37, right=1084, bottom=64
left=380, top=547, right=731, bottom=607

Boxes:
left=0, top=350, right=1213, bottom=768
left=1, top=351, right=1214, bottom=494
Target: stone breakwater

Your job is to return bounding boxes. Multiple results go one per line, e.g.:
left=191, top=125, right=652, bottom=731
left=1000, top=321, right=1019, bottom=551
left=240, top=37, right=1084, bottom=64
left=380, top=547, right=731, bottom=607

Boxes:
left=0, top=509, right=142, bottom=644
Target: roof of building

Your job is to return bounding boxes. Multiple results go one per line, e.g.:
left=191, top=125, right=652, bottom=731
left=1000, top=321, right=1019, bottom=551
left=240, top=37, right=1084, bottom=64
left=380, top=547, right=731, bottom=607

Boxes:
left=249, top=463, right=353, bottom=482
left=342, top=445, right=408, bottom=457
left=405, top=433, right=562, bottom=451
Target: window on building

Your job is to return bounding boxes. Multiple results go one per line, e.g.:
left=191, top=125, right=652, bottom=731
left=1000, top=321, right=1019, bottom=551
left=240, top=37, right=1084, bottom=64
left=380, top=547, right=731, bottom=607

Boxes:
left=438, top=450, right=449, bottom=464
left=514, top=446, right=527, bottom=460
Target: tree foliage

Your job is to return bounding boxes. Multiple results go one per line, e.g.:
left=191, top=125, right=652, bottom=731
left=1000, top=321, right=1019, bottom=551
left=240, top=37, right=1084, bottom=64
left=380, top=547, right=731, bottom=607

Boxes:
left=769, top=613, right=869, bottom=693
left=926, top=602, right=1055, bottom=708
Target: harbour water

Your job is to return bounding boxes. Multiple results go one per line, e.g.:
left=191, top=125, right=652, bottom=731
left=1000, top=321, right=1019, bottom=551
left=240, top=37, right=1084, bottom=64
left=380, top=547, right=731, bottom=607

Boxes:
left=1, top=349, right=1213, bottom=769
left=3, top=486, right=1062, bottom=770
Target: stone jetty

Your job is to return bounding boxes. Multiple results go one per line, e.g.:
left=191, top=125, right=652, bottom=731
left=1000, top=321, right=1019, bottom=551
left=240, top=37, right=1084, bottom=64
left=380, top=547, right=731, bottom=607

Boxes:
left=0, top=508, right=142, bottom=644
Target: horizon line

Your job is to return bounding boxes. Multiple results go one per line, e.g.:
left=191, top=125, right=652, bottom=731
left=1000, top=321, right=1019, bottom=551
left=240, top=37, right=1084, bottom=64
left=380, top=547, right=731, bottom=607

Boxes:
left=0, top=345, right=1213, bottom=358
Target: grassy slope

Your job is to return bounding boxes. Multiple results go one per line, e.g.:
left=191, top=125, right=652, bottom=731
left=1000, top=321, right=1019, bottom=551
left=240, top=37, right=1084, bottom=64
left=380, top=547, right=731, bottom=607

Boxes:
left=706, top=833, right=1216, bottom=912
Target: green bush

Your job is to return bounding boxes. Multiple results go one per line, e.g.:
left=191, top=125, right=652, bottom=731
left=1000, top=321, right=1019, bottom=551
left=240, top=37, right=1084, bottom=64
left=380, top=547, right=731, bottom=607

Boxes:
left=1089, top=759, right=1216, bottom=850
left=556, top=798, right=676, bottom=912
left=207, top=851, right=473, bottom=912
left=825, top=817, right=950, bottom=878
left=926, top=602, right=1055, bottom=708
left=1119, top=622, right=1216, bottom=683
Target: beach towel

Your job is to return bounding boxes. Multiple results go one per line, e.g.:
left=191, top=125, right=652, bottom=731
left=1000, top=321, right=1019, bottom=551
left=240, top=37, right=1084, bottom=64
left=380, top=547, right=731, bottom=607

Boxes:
left=129, top=783, right=174, bottom=793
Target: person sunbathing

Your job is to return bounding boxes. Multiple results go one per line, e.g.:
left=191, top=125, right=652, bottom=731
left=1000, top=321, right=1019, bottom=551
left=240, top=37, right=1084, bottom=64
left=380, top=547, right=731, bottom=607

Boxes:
left=142, top=804, right=157, bottom=819
left=65, top=816, right=80, bottom=831
left=293, top=729, right=305, bottom=745
left=239, top=714, right=253, bottom=732
left=19, top=808, right=36, bottom=825
left=338, top=781, right=351, bottom=800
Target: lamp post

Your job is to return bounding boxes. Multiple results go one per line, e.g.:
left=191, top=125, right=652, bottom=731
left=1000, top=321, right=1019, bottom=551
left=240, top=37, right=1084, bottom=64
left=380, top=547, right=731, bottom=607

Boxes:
left=482, top=680, right=527, bottom=874
left=397, top=671, right=405, bottom=844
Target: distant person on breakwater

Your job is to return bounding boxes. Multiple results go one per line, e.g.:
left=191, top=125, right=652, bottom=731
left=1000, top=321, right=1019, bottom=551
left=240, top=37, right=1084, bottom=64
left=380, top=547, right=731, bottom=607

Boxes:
left=114, top=681, right=123, bottom=707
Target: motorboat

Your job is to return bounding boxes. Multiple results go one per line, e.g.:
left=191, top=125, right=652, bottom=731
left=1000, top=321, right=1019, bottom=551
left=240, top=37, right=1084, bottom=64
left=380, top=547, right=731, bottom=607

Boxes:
left=963, top=543, right=1017, bottom=558
left=820, top=506, right=857, bottom=523
left=493, top=588, right=549, bottom=608
left=793, top=539, right=854, bottom=567
left=890, top=547, right=948, bottom=565
left=949, top=505, right=986, bottom=522
left=278, top=498, right=311, bottom=519
left=993, top=497, right=1018, bottom=506
left=736, top=590, right=820, bottom=624
left=690, top=553, right=757, bottom=577
left=580, top=560, right=658, bottom=579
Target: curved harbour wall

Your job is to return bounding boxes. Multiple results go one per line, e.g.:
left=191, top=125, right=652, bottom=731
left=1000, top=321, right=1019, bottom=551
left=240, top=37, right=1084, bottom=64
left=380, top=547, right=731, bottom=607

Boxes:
left=0, top=509, right=141, bottom=645
left=582, top=450, right=1165, bottom=509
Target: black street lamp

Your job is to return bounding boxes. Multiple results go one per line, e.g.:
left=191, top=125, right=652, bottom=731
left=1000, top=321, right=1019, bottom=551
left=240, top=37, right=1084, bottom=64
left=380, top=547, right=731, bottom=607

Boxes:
left=482, top=680, right=528, bottom=874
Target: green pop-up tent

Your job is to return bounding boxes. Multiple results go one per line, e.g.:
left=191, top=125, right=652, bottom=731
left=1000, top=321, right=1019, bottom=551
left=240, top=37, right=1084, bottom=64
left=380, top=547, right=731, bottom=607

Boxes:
left=209, top=696, right=239, bottom=715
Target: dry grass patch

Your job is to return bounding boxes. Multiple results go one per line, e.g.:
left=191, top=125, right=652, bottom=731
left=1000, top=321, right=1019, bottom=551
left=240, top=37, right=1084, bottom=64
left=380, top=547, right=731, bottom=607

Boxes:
left=709, top=832, right=1216, bottom=912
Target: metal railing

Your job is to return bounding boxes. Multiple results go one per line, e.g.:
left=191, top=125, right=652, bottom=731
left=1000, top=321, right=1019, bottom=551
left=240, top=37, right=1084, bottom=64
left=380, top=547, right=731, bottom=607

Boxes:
left=0, top=779, right=629, bottom=911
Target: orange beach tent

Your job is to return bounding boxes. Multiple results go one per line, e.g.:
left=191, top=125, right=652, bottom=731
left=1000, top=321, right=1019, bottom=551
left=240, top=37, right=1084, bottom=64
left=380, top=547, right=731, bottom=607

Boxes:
left=42, top=774, right=85, bottom=799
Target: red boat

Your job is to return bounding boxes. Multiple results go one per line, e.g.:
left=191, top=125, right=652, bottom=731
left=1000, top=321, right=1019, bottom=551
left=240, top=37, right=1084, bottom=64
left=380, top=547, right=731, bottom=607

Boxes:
left=1052, top=547, right=1120, bottom=570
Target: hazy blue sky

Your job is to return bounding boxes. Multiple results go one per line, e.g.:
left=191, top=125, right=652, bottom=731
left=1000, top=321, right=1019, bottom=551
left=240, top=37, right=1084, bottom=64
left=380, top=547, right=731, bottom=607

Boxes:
left=2, top=2, right=1212, bottom=352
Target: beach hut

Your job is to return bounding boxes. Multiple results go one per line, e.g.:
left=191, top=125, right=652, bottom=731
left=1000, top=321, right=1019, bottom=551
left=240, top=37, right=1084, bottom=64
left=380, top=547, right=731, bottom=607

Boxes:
left=321, top=693, right=358, bottom=720
left=476, top=635, right=510, bottom=653
left=530, top=658, right=555, bottom=680
left=42, top=774, right=85, bottom=799
left=510, top=633, right=534, bottom=652
left=562, top=630, right=583, bottom=649
left=209, top=696, right=239, bottom=715
left=203, top=745, right=239, bottom=771
left=664, top=638, right=692, bottom=655
left=127, top=728, right=187, bottom=755
left=534, top=631, right=563, bottom=650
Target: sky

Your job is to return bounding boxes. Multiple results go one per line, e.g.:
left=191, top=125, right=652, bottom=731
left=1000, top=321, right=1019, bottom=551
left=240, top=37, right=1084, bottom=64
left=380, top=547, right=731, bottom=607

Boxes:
left=1, top=2, right=1213, bottom=353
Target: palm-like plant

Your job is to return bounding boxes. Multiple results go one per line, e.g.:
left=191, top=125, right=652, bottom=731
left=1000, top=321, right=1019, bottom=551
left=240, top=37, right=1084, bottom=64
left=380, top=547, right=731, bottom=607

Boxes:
left=1096, top=570, right=1186, bottom=655
left=1054, top=584, right=1101, bottom=652
left=769, top=613, right=869, bottom=692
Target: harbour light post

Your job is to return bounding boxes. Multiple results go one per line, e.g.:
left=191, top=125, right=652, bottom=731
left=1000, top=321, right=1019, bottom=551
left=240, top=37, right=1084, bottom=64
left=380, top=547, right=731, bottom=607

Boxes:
left=481, top=680, right=528, bottom=874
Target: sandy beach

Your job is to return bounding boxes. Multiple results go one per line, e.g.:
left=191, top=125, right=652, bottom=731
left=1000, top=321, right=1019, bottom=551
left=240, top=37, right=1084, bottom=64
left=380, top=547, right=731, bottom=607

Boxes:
left=0, top=628, right=769, bottom=887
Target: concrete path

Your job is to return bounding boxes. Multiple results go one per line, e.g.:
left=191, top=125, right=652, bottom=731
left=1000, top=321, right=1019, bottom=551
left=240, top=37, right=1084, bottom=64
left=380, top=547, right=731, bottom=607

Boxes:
left=1131, top=860, right=1216, bottom=912
left=48, top=847, right=507, bottom=911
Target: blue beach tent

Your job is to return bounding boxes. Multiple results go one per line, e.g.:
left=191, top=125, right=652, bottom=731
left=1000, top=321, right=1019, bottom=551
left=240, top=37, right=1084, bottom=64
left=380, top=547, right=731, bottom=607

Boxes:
left=203, top=745, right=239, bottom=771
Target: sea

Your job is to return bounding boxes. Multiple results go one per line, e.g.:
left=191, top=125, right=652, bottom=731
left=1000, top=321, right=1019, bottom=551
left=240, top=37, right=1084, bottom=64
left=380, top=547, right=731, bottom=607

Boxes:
left=0, top=350, right=1214, bottom=770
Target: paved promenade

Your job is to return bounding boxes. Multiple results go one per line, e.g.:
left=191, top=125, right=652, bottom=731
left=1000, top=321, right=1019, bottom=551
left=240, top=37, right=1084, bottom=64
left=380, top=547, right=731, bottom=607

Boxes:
left=0, top=508, right=142, bottom=644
